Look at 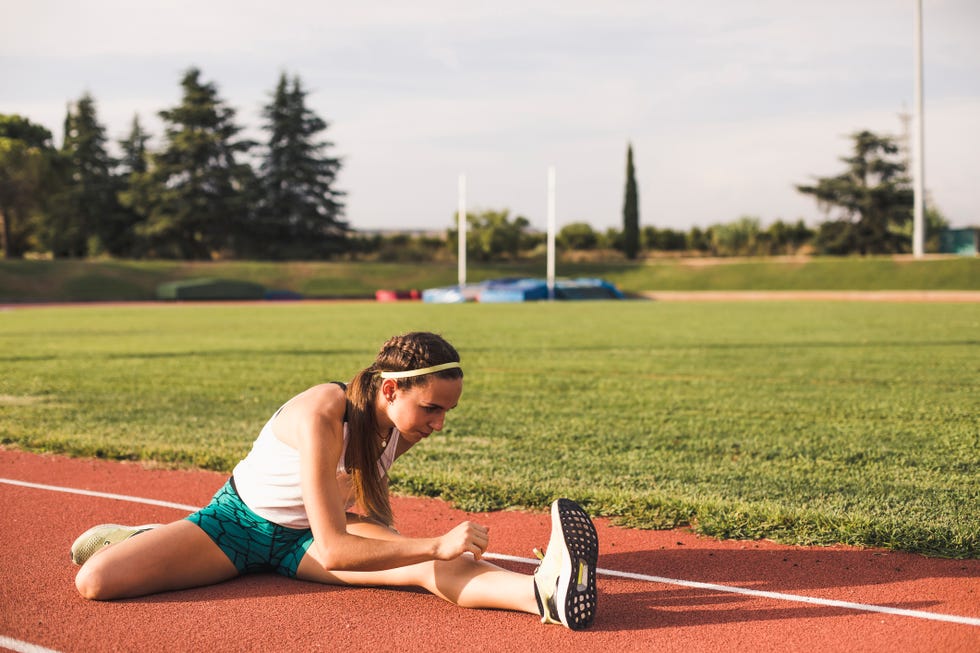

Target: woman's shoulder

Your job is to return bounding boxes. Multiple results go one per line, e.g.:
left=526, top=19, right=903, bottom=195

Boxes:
left=304, top=381, right=347, bottom=397
left=299, top=382, right=347, bottom=412
left=278, top=383, right=347, bottom=425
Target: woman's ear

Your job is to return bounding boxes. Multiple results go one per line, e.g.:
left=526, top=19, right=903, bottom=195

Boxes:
left=381, top=378, right=398, bottom=403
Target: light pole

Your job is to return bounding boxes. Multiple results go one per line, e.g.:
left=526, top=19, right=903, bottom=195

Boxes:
left=912, top=0, right=925, bottom=257
left=547, top=166, right=556, bottom=300
left=458, top=173, right=467, bottom=287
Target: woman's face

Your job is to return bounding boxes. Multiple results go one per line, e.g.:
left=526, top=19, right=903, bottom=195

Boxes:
left=383, top=376, right=463, bottom=444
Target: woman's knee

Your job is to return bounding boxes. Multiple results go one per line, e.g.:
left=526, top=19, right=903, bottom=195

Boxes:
left=75, top=558, right=114, bottom=600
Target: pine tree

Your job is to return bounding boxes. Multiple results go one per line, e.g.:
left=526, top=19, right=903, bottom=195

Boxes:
left=115, top=114, right=152, bottom=257
left=253, top=73, right=346, bottom=259
left=798, top=130, right=913, bottom=255
left=622, top=143, right=639, bottom=259
left=118, top=114, right=150, bottom=176
left=47, top=93, right=123, bottom=257
left=131, top=68, right=254, bottom=259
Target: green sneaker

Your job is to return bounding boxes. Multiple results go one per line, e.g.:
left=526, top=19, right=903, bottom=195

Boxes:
left=532, top=499, right=599, bottom=630
left=70, top=523, right=161, bottom=565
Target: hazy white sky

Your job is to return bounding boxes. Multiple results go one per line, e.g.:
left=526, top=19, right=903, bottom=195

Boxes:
left=3, top=1, right=978, bottom=232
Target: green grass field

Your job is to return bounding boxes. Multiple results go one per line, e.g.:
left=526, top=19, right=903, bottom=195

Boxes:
left=1, top=301, right=977, bottom=557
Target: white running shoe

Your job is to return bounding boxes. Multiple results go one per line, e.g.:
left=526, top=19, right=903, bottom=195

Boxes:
left=70, top=523, right=161, bottom=565
left=532, top=498, right=599, bottom=630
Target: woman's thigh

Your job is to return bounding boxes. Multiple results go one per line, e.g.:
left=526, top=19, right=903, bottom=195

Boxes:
left=76, top=520, right=239, bottom=600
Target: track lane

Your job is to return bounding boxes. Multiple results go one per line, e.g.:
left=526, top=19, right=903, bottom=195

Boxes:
left=1, top=448, right=977, bottom=652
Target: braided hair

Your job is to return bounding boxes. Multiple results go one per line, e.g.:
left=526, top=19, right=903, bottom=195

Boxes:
left=345, top=332, right=462, bottom=525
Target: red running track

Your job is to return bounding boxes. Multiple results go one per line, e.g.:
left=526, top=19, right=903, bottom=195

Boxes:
left=1, top=448, right=977, bottom=653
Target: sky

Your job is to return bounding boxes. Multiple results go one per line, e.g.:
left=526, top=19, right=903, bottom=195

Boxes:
left=2, top=1, right=979, bottom=233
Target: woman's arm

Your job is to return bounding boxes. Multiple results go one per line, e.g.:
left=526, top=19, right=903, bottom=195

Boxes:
left=288, top=385, right=487, bottom=572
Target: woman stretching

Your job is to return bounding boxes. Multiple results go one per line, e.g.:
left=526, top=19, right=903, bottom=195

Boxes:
left=71, top=331, right=599, bottom=630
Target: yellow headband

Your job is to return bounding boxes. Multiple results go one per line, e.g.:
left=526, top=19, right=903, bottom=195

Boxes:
left=378, top=362, right=462, bottom=380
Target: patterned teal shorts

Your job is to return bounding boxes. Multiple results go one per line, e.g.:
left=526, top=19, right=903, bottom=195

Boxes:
left=186, top=478, right=314, bottom=577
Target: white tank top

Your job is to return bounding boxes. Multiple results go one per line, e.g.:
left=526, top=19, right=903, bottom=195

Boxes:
left=232, top=410, right=400, bottom=529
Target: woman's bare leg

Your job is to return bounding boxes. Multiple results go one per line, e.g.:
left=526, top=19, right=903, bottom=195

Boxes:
left=295, top=516, right=539, bottom=614
left=75, top=520, right=238, bottom=600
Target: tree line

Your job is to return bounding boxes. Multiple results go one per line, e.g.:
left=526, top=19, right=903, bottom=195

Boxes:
left=1, top=66, right=949, bottom=261
left=354, top=130, right=946, bottom=262
left=1, top=68, right=345, bottom=260
left=611, top=130, right=947, bottom=259
left=366, top=125, right=949, bottom=262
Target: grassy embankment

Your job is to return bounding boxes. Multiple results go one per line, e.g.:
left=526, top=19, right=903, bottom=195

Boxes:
left=0, top=255, right=978, bottom=302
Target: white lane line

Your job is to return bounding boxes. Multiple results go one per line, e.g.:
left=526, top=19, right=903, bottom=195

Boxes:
left=0, top=635, right=62, bottom=653
left=3, top=477, right=979, bottom=628
left=0, top=478, right=199, bottom=511
left=487, top=553, right=980, bottom=626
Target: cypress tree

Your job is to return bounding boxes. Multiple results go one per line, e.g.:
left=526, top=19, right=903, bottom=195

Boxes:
left=623, top=143, right=639, bottom=259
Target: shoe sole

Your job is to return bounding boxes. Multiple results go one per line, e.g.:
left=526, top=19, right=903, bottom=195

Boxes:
left=551, top=498, right=599, bottom=630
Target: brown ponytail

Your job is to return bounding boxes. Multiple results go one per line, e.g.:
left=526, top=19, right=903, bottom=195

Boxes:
left=344, top=332, right=462, bottom=526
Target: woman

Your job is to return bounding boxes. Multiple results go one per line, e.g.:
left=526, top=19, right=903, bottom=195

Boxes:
left=72, top=332, right=598, bottom=630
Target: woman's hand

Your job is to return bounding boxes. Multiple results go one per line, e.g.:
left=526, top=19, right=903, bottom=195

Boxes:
left=434, top=521, right=490, bottom=560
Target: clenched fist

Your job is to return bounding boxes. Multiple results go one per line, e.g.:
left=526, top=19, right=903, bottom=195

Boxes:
left=434, top=521, right=490, bottom=560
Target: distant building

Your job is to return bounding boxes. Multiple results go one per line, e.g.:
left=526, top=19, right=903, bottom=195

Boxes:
left=939, top=228, right=978, bottom=256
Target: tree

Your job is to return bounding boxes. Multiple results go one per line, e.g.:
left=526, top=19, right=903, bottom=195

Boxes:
left=622, top=143, right=639, bottom=259
left=710, top=216, right=762, bottom=256
left=118, top=114, right=150, bottom=177
left=686, top=226, right=710, bottom=253
left=45, top=93, right=127, bottom=257
left=253, top=73, right=347, bottom=259
left=448, top=209, right=532, bottom=261
left=797, top=130, right=913, bottom=255
left=766, top=219, right=814, bottom=255
left=115, top=115, right=152, bottom=256
left=558, top=222, right=599, bottom=250
left=813, top=219, right=858, bottom=256
left=601, top=227, right=624, bottom=252
left=889, top=205, right=949, bottom=254
left=641, top=226, right=687, bottom=252
left=0, top=115, right=55, bottom=258
left=130, top=68, right=254, bottom=259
